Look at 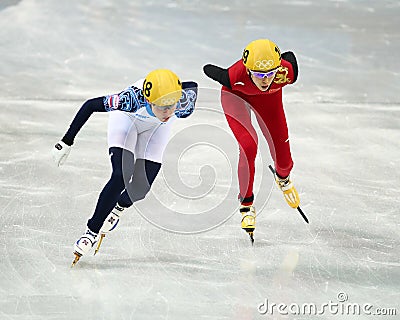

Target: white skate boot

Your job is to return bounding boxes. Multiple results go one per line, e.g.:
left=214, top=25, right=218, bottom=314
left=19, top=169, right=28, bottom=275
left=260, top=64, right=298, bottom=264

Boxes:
left=72, top=228, right=98, bottom=266
left=100, top=204, right=125, bottom=234
left=94, top=204, right=125, bottom=255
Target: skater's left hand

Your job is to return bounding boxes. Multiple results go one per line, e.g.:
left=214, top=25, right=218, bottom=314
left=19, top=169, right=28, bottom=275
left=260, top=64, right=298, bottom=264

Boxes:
left=52, top=141, right=71, bottom=166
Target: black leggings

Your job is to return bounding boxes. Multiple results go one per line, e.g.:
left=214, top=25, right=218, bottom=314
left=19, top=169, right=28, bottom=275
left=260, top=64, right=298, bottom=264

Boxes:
left=87, top=147, right=161, bottom=233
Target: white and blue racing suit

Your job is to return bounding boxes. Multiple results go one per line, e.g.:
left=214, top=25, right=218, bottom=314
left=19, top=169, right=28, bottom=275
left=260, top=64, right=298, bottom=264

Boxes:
left=60, top=79, right=198, bottom=233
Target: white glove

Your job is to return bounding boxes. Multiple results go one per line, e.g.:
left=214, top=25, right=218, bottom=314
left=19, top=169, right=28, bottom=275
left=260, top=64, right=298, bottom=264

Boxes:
left=52, top=141, right=71, bottom=166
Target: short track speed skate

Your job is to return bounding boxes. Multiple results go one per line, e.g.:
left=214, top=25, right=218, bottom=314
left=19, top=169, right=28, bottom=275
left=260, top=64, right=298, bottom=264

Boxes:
left=71, top=229, right=98, bottom=267
left=94, top=204, right=125, bottom=255
left=240, top=205, right=256, bottom=245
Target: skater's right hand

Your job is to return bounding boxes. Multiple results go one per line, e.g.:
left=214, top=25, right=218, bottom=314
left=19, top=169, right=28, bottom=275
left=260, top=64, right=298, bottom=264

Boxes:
left=52, top=141, right=71, bottom=166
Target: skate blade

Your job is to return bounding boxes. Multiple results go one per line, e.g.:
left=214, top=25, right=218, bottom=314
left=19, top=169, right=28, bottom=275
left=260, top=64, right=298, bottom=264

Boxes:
left=242, top=228, right=255, bottom=245
left=71, top=252, right=82, bottom=267
left=94, top=233, right=105, bottom=256
left=248, top=232, right=255, bottom=245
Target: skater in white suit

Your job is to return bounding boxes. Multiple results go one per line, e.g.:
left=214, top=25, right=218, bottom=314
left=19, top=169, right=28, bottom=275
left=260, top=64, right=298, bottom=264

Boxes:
left=52, top=69, right=198, bottom=265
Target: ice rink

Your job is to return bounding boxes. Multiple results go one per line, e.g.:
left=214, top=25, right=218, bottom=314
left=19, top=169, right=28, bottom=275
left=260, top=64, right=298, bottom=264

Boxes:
left=0, top=0, right=399, bottom=319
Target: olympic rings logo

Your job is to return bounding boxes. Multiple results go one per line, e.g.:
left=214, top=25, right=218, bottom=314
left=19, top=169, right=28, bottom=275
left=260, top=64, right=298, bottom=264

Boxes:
left=254, top=59, right=274, bottom=70
left=160, top=97, right=178, bottom=105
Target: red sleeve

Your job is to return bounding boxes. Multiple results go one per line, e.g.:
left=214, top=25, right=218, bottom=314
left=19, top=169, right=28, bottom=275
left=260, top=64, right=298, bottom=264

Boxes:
left=227, top=60, right=247, bottom=89
left=227, top=60, right=262, bottom=96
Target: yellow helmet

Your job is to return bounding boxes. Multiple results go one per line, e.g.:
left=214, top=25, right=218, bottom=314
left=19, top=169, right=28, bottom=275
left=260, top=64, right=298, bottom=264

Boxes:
left=143, top=69, right=182, bottom=106
left=242, top=39, right=281, bottom=71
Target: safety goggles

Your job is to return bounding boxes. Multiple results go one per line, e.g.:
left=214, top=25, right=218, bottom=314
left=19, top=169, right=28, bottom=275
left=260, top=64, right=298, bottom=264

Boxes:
left=151, top=102, right=177, bottom=111
left=249, top=68, right=279, bottom=79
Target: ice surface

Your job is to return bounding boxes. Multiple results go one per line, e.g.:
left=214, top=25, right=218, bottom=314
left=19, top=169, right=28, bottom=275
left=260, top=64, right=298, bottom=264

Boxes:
left=0, top=0, right=399, bottom=319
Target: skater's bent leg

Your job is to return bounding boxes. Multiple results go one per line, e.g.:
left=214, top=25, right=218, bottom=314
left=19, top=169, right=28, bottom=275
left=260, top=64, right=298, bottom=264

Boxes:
left=87, top=147, right=135, bottom=233
left=237, top=137, right=257, bottom=200
left=221, top=90, right=258, bottom=200
left=253, top=96, right=293, bottom=178
left=117, top=159, right=161, bottom=208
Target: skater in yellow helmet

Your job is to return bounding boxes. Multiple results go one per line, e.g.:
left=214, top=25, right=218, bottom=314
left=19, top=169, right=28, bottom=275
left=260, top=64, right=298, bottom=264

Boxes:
left=52, top=69, right=198, bottom=265
left=204, top=39, right=301, bottom=243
